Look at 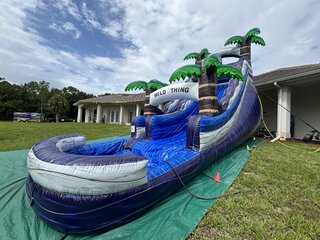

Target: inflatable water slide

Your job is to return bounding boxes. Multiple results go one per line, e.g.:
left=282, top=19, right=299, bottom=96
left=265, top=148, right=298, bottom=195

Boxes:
left=26, top=28, right=265, bottom=234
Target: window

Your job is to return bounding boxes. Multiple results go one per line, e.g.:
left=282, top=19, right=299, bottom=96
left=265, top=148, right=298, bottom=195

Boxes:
left=111, top=111, right=115, bottom=122
left=93, top=109, right=97, bottom=123
left=116, top=111, right=119, bottom=122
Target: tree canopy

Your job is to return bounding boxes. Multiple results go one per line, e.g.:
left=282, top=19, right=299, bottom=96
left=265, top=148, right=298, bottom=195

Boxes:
left=0, top=79, right=94, bottom=121
left=47, top=93, right=69, bottom=122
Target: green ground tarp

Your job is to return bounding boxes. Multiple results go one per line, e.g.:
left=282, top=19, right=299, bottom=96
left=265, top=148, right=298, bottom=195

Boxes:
left=0, top=137, right=261, bottom=240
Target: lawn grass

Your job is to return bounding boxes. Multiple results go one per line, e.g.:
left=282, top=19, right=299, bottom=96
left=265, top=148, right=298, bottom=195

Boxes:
left=0, top=122, right=319, bottom=239
left=189, top=141, right=320, bottom=240
left=0, top=121, right=130, bottom=151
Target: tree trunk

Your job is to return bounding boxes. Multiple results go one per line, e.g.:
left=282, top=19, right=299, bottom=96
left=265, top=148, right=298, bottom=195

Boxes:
left=40, top=99, right=43, bottom=115
left=198, top=61, right=219, bottom=116
left=55, top=113, right=59, bottom=123
left=240, top=40, right=251, bottom=65
left=143, top=84, right=156, bottom=116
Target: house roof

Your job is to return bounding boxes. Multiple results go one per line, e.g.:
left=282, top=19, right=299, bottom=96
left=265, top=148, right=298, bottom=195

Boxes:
left=74, top=93, right=145, bottom=106
left=253, top=63, right=320, bottom=87
left=75, top=63, right=320, bottom=105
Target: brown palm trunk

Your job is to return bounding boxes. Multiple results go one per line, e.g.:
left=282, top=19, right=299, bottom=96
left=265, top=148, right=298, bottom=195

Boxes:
left=240, top=40, right=251, bottom=65
left=198, top=61, right=219, bottom=116
left=195, top=56, right=202, bottom=65
left=144, top=84, right=156, bottom=116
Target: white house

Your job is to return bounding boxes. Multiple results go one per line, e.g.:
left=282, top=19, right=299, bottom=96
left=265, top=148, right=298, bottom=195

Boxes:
left=74, top=63, right=320, bottom=140
left=74, top=93, right=144, bottom=125
left=255, top=63, right=320, bottom=140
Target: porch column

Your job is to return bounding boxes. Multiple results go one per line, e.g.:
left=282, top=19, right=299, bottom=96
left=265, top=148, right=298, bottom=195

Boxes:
left=77, top=105, right=83, bottom=122
left=119, top=105, right=123, bottom=124
left=96, top=104, right=102, bottom=123
left=277, top=86, right=291, bottom=140
left=136, top=104, right=140, bottom=116
left=85, top=108, right=90, bottom=123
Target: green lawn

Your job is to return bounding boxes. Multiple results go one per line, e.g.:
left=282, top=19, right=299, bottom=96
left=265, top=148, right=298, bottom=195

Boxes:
left=0, top=122, right=319, bottom=239
left=189, top=141, right=320, bottom=240
left=0, top=122, right=130, bottom=151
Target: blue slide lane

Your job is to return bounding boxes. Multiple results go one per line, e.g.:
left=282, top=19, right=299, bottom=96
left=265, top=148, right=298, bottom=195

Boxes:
left=69, top=84, right=229, bottom=181
left=68, top=84, right=229, bottom=181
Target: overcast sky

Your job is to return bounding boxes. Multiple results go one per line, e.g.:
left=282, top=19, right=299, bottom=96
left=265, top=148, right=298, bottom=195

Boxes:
left=0, top=0, right=319, bottom=95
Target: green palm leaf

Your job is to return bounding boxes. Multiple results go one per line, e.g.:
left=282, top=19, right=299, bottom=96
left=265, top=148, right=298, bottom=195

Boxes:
left=199, top=48, right=210, bottom=58
left=251, top=36, right=266, bottom=46
left=148, top=79, right=168, bottom=91
left=183, top=52, right=199, bottom=61
left=204, top=54, right=222, bottom=69
left=244, top=27, right=260, bottom=41
left=125, top=81, right=147, bottom=91
left=169, top=65, right=201, bottom=83
left=217, top=65, right=244, bottom=81
left=224, top=36, right=243, bottom=46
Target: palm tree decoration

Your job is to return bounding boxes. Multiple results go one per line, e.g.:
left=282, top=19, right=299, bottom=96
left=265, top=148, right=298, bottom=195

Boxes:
left=183, top=48, right=210, bottom=65
left=224, top=27, right=265, bottom=65
left=170, top=54, right=244, bottom=116
left=125, top=79, right=168, bottom=116
left=183, top=48, right=210, bottom=83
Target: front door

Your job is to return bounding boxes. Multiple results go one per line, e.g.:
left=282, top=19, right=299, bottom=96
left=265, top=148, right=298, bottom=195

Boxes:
left=128, top=111, right=133, bottom=123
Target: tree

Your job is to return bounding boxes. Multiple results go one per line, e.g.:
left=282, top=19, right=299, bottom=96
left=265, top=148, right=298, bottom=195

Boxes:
left=38, top=81, right=49, bottom=115
left=22, top=81, right=49, bottom=114
left=169, top=53, right=244, bottom=116
left=98, top=93, right=112, bottom=97
left=0, top=80, right=28, bottom=120
left=47, top=93, right=69, bottom=122
left=224, top=27, right=265, bottom=65
left=62, top=86, right=94, bottom=120
left=0, top=79, right=93, bottom=121
left=125, top=79, right=168, bottom=116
